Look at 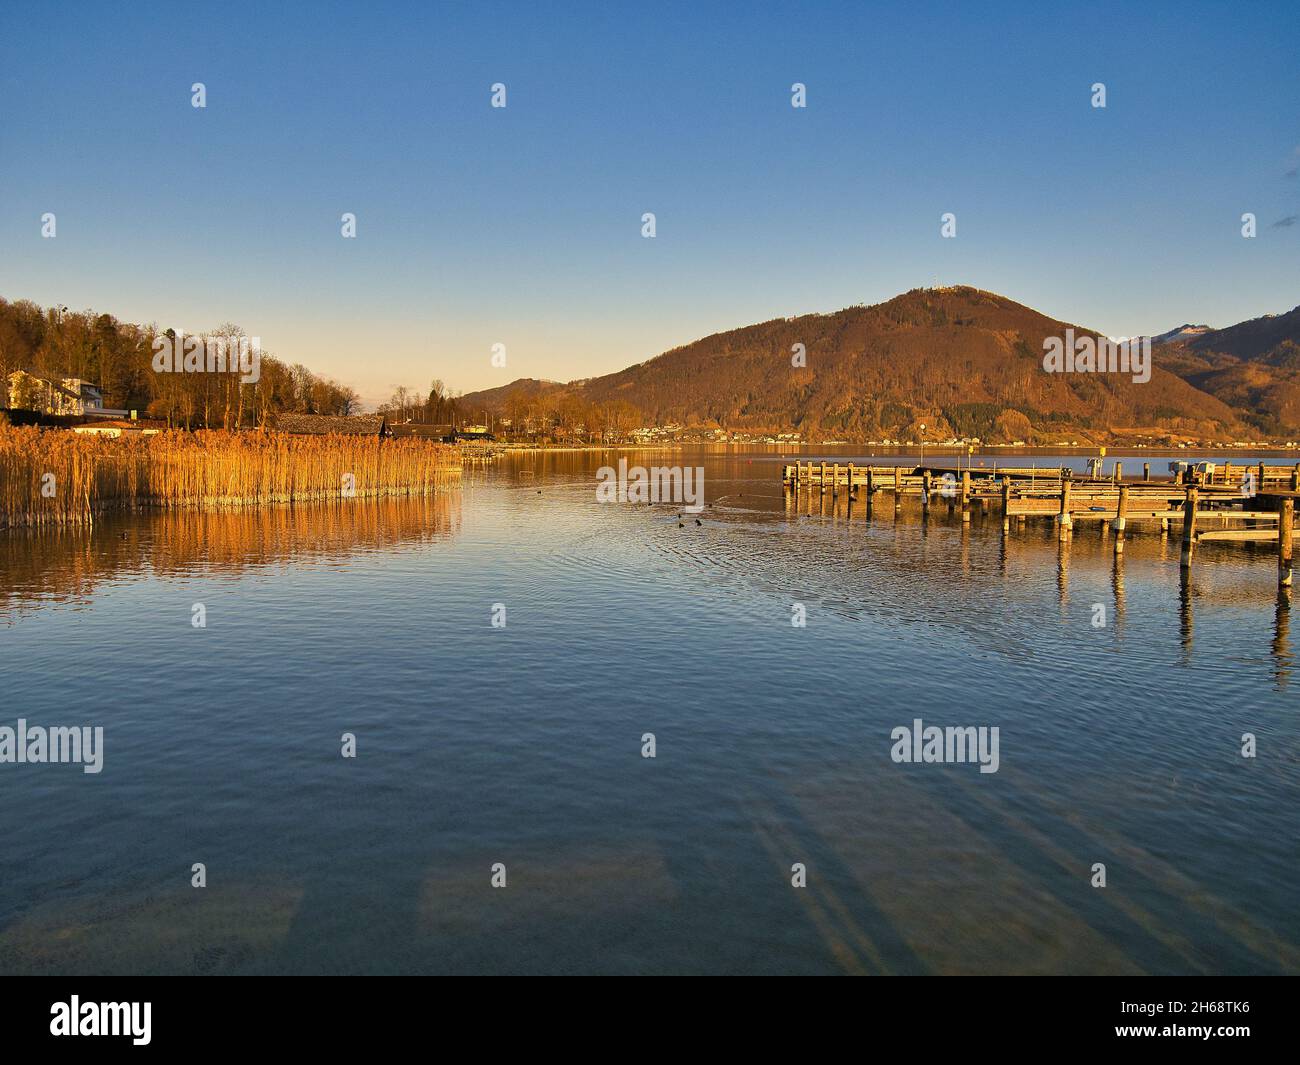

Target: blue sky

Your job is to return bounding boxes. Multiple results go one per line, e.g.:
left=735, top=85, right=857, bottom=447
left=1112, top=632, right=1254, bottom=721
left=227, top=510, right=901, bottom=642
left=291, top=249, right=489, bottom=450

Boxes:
left=1, top=0, right=1296, bottom=407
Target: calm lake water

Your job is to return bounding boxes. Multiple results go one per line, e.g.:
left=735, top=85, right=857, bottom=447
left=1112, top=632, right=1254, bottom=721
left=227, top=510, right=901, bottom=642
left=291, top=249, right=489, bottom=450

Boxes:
left=2, top=447, right=1297, bottom=975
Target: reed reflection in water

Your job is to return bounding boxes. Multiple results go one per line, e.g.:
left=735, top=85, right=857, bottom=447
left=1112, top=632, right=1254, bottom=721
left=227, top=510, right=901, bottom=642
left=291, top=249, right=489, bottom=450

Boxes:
left=0, top=493, right=461, bottom=621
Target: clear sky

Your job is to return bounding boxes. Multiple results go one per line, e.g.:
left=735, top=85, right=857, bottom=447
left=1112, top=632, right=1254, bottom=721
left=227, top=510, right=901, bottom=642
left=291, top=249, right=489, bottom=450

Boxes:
left=2, top=1, right=1296, bottom=408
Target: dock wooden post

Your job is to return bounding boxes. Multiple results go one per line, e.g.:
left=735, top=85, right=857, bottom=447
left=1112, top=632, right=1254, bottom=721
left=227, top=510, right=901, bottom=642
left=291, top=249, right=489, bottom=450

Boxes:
left=961, top=470, right=971, bottom=523
left=1143, top=462, right=1150, bottom=481
left=1114, top=461, right=1123, bottom=483
left=866, top=467, right=874, bottom=496
left=1280, top=498, right=1294, bottom=588
left=1114, top=485, right=1129, bottom=553
left=819, top=461, right=827, bottom=495
left=831, top=462, right=839, bottom=497
left=921, top=470, right=931, bottom=510
left=1058, top=480, right=1072, bottom=540
left=1257, top=462, right=1266, bottom=495
left=1001, top=478, right=1011, bottom=531
left=1292, top=464, right=1299, bottom=492
left=1180, top=487, right=1198, bottom=569
left=846, top=462, right=854, bottom=498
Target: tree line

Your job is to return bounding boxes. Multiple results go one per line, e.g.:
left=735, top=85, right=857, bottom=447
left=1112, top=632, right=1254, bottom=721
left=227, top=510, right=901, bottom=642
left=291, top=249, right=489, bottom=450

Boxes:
left=499, top=390, right=642, bottom=441
left=376, top=381, right=464, bottom=426
left=1, top=296, right=645, bottom=439
left=376, top=381, right=642, bottom=441
left=0, top=297, right=360, bottom=428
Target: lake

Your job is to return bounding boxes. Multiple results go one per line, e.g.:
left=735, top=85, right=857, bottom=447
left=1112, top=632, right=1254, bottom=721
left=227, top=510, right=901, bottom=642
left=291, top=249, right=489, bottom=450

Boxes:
left=1, top=447, right=1297, bottom=974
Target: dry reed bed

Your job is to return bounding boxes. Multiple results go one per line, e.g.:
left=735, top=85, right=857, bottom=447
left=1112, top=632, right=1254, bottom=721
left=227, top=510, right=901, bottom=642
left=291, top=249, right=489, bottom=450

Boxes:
left=0, top=426, right=461, bottom=528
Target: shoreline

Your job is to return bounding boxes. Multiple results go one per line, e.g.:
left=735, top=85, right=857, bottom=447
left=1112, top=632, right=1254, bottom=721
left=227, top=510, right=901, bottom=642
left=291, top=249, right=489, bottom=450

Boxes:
left=475, top=441, right=1300, bottom=459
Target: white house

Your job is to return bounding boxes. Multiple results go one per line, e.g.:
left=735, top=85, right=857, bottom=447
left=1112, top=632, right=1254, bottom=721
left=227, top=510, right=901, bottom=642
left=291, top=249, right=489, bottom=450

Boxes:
left=7, top=370, right=116, bottom=416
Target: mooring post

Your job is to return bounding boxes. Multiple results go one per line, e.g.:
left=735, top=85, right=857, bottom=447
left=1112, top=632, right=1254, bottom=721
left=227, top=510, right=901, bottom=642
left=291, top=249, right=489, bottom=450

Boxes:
left=961, top=470, right=971, bottom=523
left=1180, top=487, right=1199, bottom=569
left=866, top=466, right=874, bottom=496
left=846, top=462, right=855, bottom=499
left=819, top=461, right=827, bottom=495
left=921, top=470, right=931, bottom=510
left=1292, top=463, right=1299, bottom=492
left=1143, top=462, right=1150, bottom=482
left=1280, top=498, right=1294, bottom=588
left=1058, top=480, right=1072, bottom=540
left=1257, top=462, right=1267, bottom=495
left=1114, top=461, right=1123, bottom=483
left=831, top=462, right=839, bottom=498
left=1114, top=484, right=1129, bottom=553
left=1001, top=477, right=1012, bottom=532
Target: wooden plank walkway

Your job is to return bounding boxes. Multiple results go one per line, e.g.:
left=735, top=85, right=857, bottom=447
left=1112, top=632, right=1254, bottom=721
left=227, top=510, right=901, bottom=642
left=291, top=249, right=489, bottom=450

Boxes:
left=780, top=461, right=1298, bottom=586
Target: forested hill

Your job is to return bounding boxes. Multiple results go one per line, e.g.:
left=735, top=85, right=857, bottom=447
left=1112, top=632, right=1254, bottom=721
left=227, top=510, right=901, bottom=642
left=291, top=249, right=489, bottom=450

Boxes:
left=464, top=286, right=1259, bottom=443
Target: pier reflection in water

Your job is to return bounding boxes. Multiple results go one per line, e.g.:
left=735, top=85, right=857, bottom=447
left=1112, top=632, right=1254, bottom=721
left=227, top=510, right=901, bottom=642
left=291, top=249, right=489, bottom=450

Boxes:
left=770, top=461, right=1293, bottom=678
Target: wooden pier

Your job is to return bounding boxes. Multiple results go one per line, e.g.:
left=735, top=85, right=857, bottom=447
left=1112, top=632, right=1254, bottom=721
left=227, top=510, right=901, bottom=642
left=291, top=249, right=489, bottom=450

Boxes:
left=781, top=460, right=1300, bottom=585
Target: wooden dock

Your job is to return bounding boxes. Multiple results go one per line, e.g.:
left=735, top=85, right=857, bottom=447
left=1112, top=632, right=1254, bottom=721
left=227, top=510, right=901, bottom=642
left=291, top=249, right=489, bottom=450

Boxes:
left=781, top=460, right=1299, bottom=586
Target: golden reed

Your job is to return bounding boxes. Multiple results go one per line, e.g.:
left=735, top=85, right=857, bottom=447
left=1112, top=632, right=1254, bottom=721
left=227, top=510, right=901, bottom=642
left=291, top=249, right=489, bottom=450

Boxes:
left=0, top=426, right=461, bottom=528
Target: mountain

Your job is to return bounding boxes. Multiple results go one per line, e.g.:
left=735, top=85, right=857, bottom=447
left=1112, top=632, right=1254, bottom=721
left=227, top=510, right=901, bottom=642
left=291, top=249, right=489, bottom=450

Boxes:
left=1178, top=306, right=1299, bottom=362
left=1152, top=324, right=1213, bottom=345
left=465, top=286, right=1255, bottom=444
left=456, top=377, right=566, bottom=416
left=1153, top=305, right=1300, bottom=436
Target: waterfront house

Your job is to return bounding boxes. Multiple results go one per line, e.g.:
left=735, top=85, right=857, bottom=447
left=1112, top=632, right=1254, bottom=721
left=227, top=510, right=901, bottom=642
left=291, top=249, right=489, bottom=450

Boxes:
left=7, top=370, right=110, bottom=416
